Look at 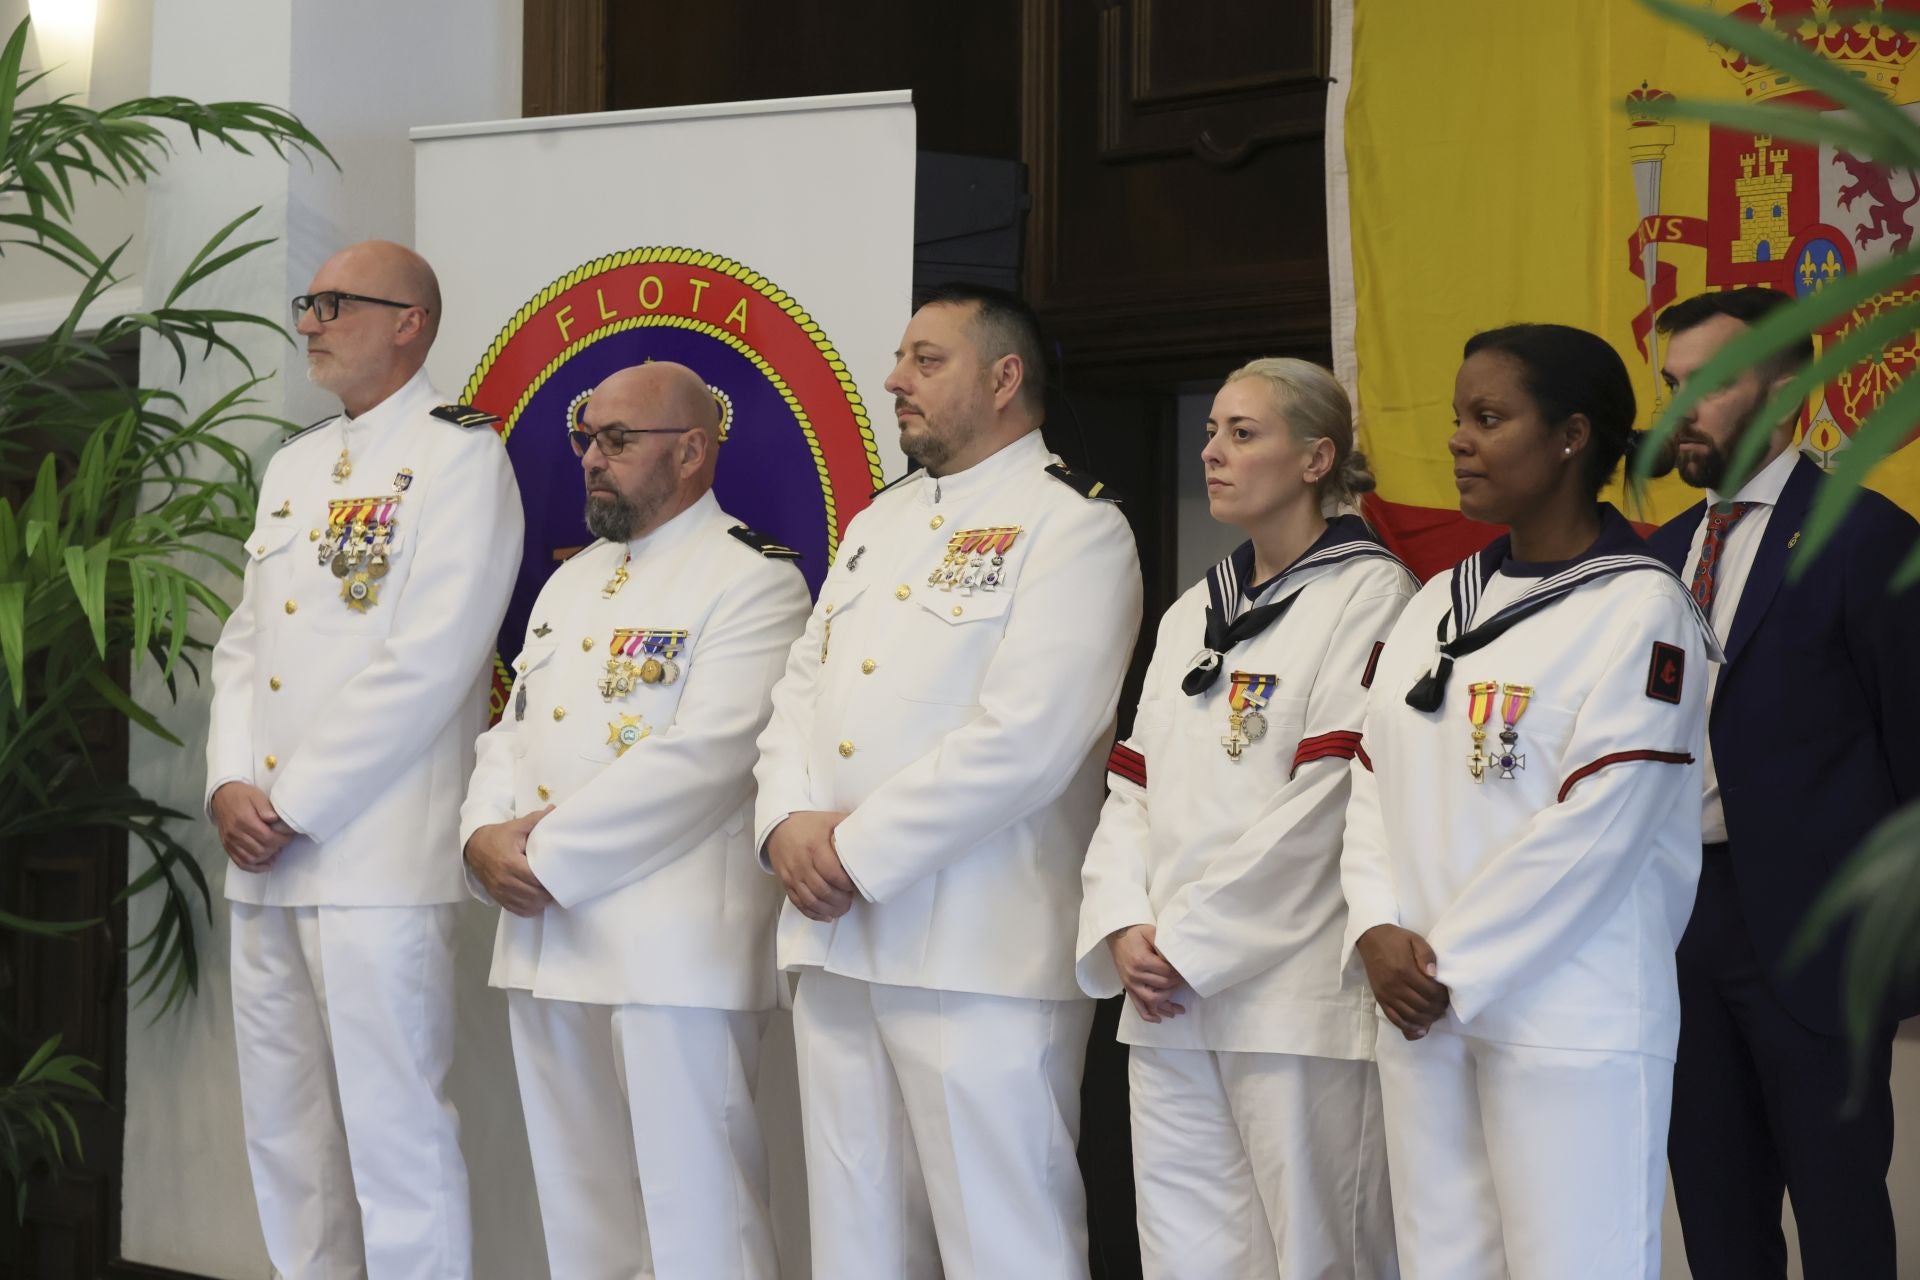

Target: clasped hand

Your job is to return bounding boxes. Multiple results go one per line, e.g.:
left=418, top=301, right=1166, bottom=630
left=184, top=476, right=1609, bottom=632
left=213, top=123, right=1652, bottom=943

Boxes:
left=212, top=781, right=295, bottom=872
left=1355, top=923, right=1450, bottom=1040
left=1107, top=924, right=1187, bottom=1022
left=767, top=811, right=856, bottom=921
left=464, top=806, right=556, bottom=917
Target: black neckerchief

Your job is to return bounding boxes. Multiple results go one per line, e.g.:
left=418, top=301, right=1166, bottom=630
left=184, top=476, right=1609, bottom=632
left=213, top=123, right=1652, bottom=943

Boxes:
left=1184, top=515, right=1412, bottom=695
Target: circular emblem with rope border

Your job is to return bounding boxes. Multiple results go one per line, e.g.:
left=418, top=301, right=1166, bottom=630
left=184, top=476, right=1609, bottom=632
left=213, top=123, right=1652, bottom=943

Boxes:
left=462, top=246, right=885, bottom=719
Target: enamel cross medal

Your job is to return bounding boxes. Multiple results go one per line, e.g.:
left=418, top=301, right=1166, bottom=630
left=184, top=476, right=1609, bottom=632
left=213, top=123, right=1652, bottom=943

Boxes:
left=1494, top=684, right=1530, bottom=779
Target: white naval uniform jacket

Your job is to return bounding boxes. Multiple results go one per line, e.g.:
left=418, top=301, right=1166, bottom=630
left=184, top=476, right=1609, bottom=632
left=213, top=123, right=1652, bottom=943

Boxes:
left=458, top=492, right=811, bottom=1011
left=1077, top=521, right=1416, bottom=1058
left=753, top=429, right=1145, bottom=1002
left=1340, top=510, right=1716, bottom=1060
left=206, top=369, right=524, bottom=906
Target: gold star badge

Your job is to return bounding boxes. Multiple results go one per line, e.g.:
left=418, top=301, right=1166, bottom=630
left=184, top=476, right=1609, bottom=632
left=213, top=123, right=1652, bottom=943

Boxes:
left=341, top=571, right=378, bottom=612
left=607, top=712, right=651, bottom=757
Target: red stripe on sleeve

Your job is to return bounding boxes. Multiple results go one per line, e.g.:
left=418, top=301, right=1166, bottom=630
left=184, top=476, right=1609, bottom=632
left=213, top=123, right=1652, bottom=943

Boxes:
left=1107, top=742, right=1147, bottom=787
left=1556, top=749, right=1693, bottom=803
left=1290, top=730, right=1364, bottom=779
left=1356, top=742, right=1373, bottom=772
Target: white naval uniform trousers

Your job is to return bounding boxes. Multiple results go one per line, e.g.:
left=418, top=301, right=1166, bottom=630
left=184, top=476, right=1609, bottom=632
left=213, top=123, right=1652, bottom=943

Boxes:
left=754, top=430, right=1144, bottom=1280
left=460, top=493, right=810, bottom=1280
left=206, top=369, right=523, bottom=1279
left=1078, top=527, right=1410, bottom=1280
left=1340, top=523, right=1713, bottom=1280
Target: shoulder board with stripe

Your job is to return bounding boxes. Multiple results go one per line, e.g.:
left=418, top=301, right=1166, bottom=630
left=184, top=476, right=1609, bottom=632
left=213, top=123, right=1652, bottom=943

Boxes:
left=430, top=403, right=501, bottom=429
left=871, top=467, right=924, bottom=499
left=1045, top=462, right=1120, bottom=502
left=283, top=413, right=336, bottom=445
left=728, top=525, right=802, bottom=561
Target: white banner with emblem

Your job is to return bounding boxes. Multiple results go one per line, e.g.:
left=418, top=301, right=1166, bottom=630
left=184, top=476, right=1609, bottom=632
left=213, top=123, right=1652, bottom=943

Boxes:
left=413, top=92, right=915, bottom=1276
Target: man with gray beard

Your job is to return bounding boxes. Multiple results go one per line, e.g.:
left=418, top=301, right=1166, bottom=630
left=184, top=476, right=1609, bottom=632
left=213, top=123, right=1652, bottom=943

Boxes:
left=461, top=361, right=809, bottom=1278
left=207, top=240, right=522, bottom=1277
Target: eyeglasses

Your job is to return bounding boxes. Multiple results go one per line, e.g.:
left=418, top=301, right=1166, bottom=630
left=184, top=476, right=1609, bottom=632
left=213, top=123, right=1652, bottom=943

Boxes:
left=291, top=291, right=422, bottom=324
left=568, top=424, right=697, bottom=458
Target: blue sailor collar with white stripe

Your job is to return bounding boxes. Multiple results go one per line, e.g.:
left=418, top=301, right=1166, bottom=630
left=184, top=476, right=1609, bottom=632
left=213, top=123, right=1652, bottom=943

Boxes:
left=1405, top=504, right=1718, bottom=713
left=1211, top=513, right=1409, bottom=620
left=1184, top=515, right=1410, bottom=695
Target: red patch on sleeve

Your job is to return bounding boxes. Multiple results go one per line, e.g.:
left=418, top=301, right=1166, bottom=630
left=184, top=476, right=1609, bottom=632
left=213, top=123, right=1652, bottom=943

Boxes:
left=1646, top=641, right=1685, bottom=704
left=1361, top=640, right=1384, bottom=690
left=1290, top=730, right=1364, bottom=778
left=1107, top=742, right=1147, bottom=787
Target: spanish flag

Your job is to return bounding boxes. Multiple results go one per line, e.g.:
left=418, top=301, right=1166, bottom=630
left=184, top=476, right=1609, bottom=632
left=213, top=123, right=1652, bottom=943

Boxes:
left=1330, top=0, right=1920, bottom=577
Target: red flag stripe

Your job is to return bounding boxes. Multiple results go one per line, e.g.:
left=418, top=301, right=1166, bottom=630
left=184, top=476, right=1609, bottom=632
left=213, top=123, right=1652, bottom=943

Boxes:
left=1557, top=749, right=1693, bottom=803
left=1107, top=742, right=1147, bottom=787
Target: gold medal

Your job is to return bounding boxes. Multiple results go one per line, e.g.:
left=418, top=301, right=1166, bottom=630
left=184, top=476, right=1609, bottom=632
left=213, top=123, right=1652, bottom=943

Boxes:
left=638, top=656, right=665, bottom=685
left=607, top=712, right=650, bottom=757
left=1466, top=680, right=1498, bottom=782
left=341, top=571, right=378, bottom=612
left=332, top=446, right=352, bottom=484
left=602, top=556, right=631, bottom=598
left=1222, top=672, right=1277, bottom=762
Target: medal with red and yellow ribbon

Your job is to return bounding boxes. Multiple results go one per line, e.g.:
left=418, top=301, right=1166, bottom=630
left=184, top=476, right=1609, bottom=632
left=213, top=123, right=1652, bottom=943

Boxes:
left=318, top=494, right=400, bottom=613
left=1466, top=679, right=1499, bottom=782
left=929, top=526, right=1023, bottom=593
left=1222, top=671, right=1277, bottom=762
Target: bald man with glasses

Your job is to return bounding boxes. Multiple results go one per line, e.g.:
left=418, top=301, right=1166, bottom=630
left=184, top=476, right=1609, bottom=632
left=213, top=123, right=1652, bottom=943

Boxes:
left=459, top=361, right=809, bottom=1278
left=206, top=240, right=523, bottom=1278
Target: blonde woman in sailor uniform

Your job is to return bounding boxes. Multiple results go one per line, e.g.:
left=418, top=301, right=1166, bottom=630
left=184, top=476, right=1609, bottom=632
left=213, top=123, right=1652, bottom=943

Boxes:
left=1341, top=325, right=1716, bottom=1278
left=1078, top=358, right=1412, bottom=1279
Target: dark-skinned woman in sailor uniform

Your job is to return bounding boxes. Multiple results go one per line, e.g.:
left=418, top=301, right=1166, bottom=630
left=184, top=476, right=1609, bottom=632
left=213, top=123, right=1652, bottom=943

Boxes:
left=1078, top=358, right=1414, bottom=1279
left=1341, top=325, right=1715, bottom=1279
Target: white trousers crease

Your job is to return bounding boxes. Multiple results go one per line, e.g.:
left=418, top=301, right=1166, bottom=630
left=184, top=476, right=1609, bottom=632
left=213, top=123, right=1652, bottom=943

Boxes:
left=792, top=969, right=1095, bottom=1280
left=229, top=902, right=470, bottom=1280
left=1127, top=1045, right=1397, bottom=1280
left=507, top=991, right=777, bottom=1280
left=1373, top=1029, right=1671, bottom=1280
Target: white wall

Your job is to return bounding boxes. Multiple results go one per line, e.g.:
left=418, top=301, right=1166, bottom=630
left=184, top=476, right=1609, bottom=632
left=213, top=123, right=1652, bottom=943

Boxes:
left=121, top=3, right=524, bottom=1275
left=0, top=0, right=151, bottom=334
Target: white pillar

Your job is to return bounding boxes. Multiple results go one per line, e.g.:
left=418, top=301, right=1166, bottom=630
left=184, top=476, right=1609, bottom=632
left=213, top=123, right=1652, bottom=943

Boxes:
left=123, top=4, right=528, bottom=1274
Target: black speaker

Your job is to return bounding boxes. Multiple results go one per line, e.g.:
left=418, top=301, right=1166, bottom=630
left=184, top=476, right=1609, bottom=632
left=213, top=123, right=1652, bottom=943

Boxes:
left=913, top=151, right=1028, bottom=296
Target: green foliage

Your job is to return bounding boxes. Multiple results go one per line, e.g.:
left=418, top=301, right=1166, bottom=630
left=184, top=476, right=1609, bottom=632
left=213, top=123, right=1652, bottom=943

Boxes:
left=0, top=14, right=330, bottom=1207
left=1634, top=0, right=1920, bottom=1056
left=0, top=1036, right=100, bottom=1218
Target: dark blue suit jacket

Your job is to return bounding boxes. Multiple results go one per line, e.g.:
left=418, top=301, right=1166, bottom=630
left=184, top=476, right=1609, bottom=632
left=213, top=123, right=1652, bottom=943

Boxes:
left=1649, top=455, right=1920, bottom=1034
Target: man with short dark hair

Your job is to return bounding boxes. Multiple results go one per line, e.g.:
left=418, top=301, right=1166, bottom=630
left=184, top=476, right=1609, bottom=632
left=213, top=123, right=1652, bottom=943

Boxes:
left=461, top=361, right=808, bottom=1278
left=207, top=241, right=523, bottom=1277
left=755, top=284, right=1144, bottom=1278
left=1650, top=286, right=1920, bottom=1280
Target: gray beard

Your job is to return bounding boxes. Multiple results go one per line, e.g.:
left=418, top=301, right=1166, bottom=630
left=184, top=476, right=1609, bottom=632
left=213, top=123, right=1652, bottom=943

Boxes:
left=586, top=490, right=643, bottom=542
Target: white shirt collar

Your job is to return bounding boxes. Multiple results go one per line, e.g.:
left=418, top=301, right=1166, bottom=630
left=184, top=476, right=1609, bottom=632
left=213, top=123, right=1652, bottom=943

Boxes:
left=915, top=429, right=1050, bottom=505
left=1706, top=441, right=1801, bottom=509
left=624, top=488, right=720, bottom=560
left=339, top=367, right=437, bottom=434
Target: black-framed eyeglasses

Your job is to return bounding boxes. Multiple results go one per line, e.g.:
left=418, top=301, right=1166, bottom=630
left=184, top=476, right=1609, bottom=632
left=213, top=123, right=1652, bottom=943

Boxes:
left=568, top=424, right=697, bottom=458
left=291, top=291, right=422, bottom=324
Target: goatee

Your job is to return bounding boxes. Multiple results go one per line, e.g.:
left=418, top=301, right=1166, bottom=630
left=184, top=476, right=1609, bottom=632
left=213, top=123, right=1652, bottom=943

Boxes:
left=586, top=490, right=641, bottom=542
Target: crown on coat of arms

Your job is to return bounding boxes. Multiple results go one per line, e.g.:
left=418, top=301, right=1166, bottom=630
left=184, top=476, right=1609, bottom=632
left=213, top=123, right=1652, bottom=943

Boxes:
left=1712, top=0, right=1920, bottom=102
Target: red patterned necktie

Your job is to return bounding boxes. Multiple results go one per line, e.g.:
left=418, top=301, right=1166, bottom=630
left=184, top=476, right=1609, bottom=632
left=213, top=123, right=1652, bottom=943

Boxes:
left=1689, top=501, right=1759, bottom=611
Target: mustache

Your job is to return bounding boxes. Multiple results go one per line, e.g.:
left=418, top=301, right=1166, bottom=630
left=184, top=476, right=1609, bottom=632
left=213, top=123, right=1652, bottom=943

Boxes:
left=894, top=397, right=923, bottom=417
